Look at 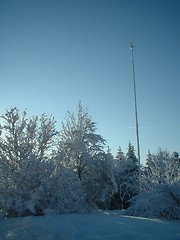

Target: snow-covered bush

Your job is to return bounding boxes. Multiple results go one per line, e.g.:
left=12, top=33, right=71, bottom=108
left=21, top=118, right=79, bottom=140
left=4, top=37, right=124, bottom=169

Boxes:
left=126, top=184, right=180, bottom=220
left=0, top=158, right=86, bottom=217
left=134, top=149, right=180, bottom=220
left=42, top=163, right=86, bottom=215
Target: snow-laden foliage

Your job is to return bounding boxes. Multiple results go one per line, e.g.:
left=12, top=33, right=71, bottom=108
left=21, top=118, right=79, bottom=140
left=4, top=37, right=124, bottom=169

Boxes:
left=0, top=108, right=58, bottom=162
left=82, top=150, right=117, bottom=210
left=142, top=149, right=180, bottom=190
left=57, top=102, right=105, bottom=179
left=129, top=149, right=180, bottom=220
left=56, top=102, right=116, bottom=209
left=0, top=156, right=86, bottom=217
left=1, top=106, right=179, bottom=220
left=0, top=108, right=86, bottom=217
left=127, top=184, right=180, bottom=220
left=112, top=143, right=140, bottom=209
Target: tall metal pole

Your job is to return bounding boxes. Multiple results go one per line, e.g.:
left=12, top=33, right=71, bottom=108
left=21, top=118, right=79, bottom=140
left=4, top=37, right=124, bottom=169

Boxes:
left=130, top=43, right=141, bottom=190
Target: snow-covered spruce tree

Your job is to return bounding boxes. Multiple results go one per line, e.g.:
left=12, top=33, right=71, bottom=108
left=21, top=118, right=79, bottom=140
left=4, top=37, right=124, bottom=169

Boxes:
left=0, top=108, right=86, bottom=217
left=126, top=142, right=140, bottom=188
left=111, top=143, right=140, bottom=210
left=115, top=146, right=125, bottom=162
left=57, top=102, right=116, bottom=209
left=101, top=148, right=117, bottom=209
left=127, top=149, right=180, bottom=220
left=111, top=147, right=129, bottom=210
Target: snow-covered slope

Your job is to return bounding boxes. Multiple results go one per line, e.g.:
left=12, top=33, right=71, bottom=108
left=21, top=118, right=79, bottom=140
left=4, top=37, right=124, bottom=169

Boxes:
left=0, top=212, right=180, bottom=240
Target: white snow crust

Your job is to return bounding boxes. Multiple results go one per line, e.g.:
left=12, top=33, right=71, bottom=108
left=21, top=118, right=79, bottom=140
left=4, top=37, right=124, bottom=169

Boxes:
left=0, top=211, right=179, bottom=240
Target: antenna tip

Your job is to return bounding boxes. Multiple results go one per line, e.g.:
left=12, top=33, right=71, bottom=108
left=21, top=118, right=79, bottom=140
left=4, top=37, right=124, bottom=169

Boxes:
left=130, top=43, right=134, bottom=49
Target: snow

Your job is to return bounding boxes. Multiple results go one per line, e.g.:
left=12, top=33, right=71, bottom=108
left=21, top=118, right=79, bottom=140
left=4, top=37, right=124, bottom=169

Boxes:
left=0, top=212, right=180, bottom=240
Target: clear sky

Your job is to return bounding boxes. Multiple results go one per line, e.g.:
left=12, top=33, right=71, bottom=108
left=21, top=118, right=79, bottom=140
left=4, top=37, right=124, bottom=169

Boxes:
left=0, top=0, right=180, bottom=162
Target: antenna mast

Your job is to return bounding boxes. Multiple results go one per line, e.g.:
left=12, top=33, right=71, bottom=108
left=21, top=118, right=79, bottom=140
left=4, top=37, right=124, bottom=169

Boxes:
left=130, top=43, right=141, bottom=190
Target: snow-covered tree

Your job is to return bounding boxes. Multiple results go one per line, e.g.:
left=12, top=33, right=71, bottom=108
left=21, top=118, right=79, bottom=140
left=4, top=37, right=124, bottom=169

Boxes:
left=57, top=102, right=106, bottom=180
left=115, top=146, right=125, bottom=162
left=125, top=142, right=139, bottom=193
left=143, top=149, right=180, bottom=190
left=0, top=108, right=58, bottom=164
left=111, top=143, right=139, bottom=209
left=88, top=149, right=116, bottom=210
left=56, top=103, right=118, bottom=209
left=165, top=152, right=180, bottom=185
left=126, top=142, right=139, bottom=170
left=111, top=147, right=127, bottom=209
left=0, top=108, right=86, bottom=217
left=142, top=150, right=158, bottom=190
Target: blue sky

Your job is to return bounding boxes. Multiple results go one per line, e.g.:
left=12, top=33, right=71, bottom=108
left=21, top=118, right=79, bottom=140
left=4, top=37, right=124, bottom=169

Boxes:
left=0, top=0, right=180, bottom=162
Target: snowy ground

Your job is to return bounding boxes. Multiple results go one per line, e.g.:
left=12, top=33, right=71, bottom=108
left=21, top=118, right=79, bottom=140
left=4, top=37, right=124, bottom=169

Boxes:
left=0, top=211, right=180, bottom=240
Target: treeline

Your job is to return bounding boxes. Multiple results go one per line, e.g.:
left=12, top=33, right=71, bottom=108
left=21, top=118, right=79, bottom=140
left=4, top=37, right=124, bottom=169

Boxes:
left=0, top=103, right=179, bottom=220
